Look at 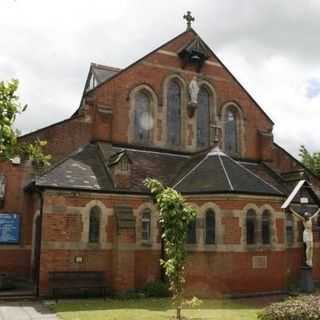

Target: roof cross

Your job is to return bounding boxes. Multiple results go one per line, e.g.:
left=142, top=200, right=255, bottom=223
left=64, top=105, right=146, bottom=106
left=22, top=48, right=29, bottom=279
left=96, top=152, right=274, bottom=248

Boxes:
left=183, top=11, right=195, bottom=30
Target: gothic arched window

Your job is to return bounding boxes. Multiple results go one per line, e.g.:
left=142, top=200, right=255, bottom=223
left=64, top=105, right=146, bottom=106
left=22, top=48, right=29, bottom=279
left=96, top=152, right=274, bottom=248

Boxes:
left=246, top=209, right=257, bottom=245
left=197, top=87, right=210, bottom=148
left=262, top=210, right=271, bottom=244
left=134, top=91, right=152, bottom=144
left=224, top=107, right=238, bottom=155
left=167, top=80, right=181, bottom=146
left=186, top=220, right=197, bottom=244
left=142, top=209, right=151, bottom=241
left=205, top=209, right=215, bottom=244
left=286, top=213, right=294, bottom=245
left=89, top=206, right=101, bottom=243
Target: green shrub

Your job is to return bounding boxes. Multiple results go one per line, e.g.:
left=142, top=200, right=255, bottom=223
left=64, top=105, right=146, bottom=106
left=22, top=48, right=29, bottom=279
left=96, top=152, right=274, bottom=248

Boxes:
left=142, top=280, right=170, bottom=298
left=258, top=295, right=320, bottom=320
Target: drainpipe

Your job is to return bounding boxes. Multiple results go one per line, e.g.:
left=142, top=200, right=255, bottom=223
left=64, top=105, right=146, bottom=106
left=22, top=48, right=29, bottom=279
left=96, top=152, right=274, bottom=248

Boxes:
left=35, top=187, right=44, bottom=297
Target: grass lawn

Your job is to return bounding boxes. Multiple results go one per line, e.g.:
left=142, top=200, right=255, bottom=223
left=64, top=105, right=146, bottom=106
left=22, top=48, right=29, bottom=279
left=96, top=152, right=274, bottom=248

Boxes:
left=50, top=298, right=261, bottom=320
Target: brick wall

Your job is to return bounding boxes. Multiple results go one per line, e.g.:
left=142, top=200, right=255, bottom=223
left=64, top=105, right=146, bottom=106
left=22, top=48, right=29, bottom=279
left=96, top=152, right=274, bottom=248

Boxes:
left=36, top=191, right=320, bottom=297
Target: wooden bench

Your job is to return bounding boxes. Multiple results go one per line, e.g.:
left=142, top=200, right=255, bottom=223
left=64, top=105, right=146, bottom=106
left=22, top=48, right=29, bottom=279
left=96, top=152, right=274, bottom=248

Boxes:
left=48, top=271, right=108, bottom=301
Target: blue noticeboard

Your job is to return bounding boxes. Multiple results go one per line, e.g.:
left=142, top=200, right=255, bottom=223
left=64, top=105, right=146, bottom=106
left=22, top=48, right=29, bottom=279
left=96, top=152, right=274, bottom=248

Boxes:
left=0, top=213, right=21, bottom=244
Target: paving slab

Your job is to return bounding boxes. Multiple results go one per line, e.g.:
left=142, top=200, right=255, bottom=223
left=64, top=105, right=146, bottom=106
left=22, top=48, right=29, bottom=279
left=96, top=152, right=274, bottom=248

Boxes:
left=0, top=301, right=58, bottom=320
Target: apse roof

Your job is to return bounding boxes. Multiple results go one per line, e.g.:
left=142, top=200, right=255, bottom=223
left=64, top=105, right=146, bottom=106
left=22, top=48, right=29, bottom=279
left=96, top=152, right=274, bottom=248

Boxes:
left=173, top=147, right=283, bottom=196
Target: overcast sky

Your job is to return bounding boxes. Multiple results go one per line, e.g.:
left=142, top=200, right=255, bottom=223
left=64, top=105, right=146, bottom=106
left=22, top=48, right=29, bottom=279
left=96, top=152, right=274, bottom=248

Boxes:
left=1, top=0, right=320, bottom=158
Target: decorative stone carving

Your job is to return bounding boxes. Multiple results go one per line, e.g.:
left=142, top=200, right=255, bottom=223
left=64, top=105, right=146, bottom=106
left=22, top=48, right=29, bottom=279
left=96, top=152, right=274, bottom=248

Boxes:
left=187, top=76, right=199, bottom=117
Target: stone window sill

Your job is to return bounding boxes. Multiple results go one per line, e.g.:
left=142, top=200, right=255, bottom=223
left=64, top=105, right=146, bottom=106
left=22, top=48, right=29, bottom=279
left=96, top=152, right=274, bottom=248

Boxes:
left=141, top=241, right=152, bottom=247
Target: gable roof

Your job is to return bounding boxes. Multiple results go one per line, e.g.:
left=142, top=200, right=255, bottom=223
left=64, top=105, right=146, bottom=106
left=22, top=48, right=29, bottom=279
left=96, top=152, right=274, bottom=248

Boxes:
left=73, top=27, right=274, bottom=124
left=90, top=63, right=121, bottom=87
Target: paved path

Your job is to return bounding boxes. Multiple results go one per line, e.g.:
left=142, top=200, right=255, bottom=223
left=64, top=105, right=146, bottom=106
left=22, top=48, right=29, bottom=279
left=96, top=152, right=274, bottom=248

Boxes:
left=0, top=301, right=58, bottom=320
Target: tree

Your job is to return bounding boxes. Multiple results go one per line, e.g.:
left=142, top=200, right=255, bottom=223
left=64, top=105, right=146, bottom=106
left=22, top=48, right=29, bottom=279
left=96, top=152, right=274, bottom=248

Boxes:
left=299, top=145, right=320, bottom=176
left=144, top=178, right=198, bottom=320
left=0, top=79, right=50, bottom=166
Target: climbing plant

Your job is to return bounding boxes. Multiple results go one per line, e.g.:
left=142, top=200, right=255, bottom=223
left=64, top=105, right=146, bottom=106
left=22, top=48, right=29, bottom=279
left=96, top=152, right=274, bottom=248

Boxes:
left=144, top=178, right=198, bottom=320
left=0, top=79, right=50, bottom=165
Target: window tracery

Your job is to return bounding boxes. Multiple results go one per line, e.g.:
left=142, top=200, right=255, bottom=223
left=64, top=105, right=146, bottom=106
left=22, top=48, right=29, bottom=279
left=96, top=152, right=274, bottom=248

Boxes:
left=197, top=87, right=210, bottom=148
left=224, top=107, right=238, bottom=155
left=134, top=91, right=153, bottom=144
left=167, top=80, right=182, bottom=146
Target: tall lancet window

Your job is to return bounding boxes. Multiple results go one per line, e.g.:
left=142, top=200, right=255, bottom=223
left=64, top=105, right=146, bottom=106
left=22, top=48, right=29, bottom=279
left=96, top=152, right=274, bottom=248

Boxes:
left=167, top=80, right=181, bottom=146
left=89, top=206, right=101, bottom=243
left=197, top=87, right=210, bottom=148
left=134, top=91, right=152, bottom=144
left=224, top=107, right=238, bottom=155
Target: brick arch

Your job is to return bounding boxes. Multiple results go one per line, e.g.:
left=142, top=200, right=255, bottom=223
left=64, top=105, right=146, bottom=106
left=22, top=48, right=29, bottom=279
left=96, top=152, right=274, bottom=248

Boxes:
left=128, top=84, right=159, bottom=145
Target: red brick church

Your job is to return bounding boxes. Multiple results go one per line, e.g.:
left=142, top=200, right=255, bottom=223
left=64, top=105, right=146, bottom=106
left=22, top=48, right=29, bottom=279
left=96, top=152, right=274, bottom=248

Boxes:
left=1, top=14, right=320, bottom=297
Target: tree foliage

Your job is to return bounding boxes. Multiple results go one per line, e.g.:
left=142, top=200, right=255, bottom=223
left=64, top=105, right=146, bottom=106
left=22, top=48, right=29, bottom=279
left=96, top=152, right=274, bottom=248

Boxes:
left=144, top=178, right=198, bottom=320
left=299, top=145, right=320, bottom=176
left=0, top=79, right=50, bottom=166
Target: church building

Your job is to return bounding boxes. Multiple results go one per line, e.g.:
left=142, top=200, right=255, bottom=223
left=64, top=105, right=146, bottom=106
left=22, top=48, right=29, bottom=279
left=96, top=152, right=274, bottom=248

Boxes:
left=1, top=14, right=320, bottom=297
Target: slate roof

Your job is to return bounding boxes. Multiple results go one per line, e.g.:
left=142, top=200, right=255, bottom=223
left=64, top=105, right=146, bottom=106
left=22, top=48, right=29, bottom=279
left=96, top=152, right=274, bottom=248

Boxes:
left=174, top=147, right=283, bottom=196
left=36, top=143, right=286, bottom=197
left=91, top=64, right=121, bottom=85
left=37, top=144, right=114, bottom=191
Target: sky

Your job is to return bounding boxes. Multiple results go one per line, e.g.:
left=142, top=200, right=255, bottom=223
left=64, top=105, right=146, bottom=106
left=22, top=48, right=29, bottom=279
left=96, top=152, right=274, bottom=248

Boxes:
left=1, top=0, right=320, bottom=158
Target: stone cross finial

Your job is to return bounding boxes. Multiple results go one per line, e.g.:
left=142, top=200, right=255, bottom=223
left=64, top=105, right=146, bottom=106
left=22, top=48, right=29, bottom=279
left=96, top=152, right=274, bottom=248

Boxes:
left=183, top=11, right=195, bottom=30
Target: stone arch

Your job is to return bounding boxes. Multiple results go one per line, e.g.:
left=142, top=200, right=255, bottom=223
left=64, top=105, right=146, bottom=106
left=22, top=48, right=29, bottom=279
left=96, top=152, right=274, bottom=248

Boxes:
left=135, top=202, right=158, bottom=245
left=200, top=202, right=222, bottom=246
left=242, top=203, right=259, bottom=245
left=193, top=80, right=216, bottom=149
left=221, top=102, right=245, bottom=157
left=260, top=204, right=276, bottom=245
left=128, top=84, right=158, bottom=145
left=82, top=200, right=110, bottom=245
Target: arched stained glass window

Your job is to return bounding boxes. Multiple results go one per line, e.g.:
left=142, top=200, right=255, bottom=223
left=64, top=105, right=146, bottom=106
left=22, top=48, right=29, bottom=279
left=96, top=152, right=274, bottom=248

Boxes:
left=286, top=213, right=294, bottom=245
left=262, top=210, right=271, bottom=244
left=89, top=206, right=101, bottom=243
left=246, top=209, right=257, bottom=245
left=134, top=91, right=152, bottom=144
left=224, top=107, right=238, bottom=155
left=197, top=87, right=210, bottom=148
left=142, top=209, right=151, bottom=241
left=167, top=80, right=181, bottom=146
left=205, top=209, right=215, bottom=244
left=186, top=220, right=197, bottom=244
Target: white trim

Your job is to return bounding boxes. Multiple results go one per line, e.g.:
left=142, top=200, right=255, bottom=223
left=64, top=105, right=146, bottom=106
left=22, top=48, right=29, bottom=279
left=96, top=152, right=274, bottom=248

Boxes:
left=205, top=60, right=222, bottom=67
left=227, top=155, right=283, bottom=194
left=158, top=50, right=177, bottom=57
left=173, top=155, right=207, bottom=188
left=218, top=154, right=234, bottom=191
left=281, top=180, right=305, bottom=209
